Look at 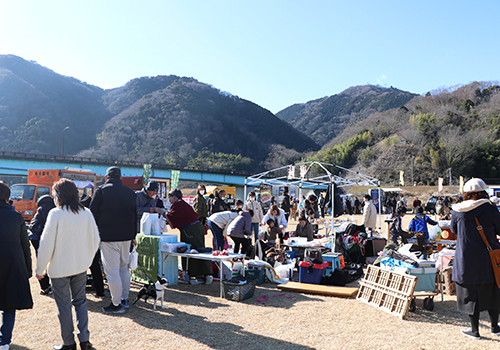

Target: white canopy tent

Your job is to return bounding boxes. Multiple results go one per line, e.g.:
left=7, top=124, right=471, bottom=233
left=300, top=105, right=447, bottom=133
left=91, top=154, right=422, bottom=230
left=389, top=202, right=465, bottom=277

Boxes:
left=244, top=161, right=382, bottom=236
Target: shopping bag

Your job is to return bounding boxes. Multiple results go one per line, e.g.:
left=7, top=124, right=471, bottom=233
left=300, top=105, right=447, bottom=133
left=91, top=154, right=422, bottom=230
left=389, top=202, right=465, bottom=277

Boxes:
left=140, top=213, right=152, bottom=235
left=150, top=214, right=162, bottom=236
left=129, top=246, right=138, bottom=271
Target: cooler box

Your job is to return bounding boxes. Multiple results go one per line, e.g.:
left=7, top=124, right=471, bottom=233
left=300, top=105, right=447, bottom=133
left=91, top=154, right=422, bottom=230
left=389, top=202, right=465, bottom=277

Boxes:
left=407, top=267, right=438, bottom=292
left=158, top=235, right=179, bottom=286
left=298, top=261, right=329, bottom=284
left=323, top=253, right=342, bottom=276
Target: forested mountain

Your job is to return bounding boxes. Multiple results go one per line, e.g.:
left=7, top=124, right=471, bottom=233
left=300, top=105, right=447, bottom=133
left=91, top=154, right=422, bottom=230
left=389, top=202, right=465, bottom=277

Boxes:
left=80, top=75, right=319, bottom=170
left=0, top=55, right=318, bottom=171
left=276, top=85, right=418, bottom=145
left=305, top=82, right=500, bottom=185
left=0, top=55, right=112, bottom=155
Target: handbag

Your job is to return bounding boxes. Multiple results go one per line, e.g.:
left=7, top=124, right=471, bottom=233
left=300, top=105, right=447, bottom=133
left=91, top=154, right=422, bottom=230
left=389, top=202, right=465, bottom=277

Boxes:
left=475, top=217, right=500, bottom=288
left=129, top=245, right=139, bottom=271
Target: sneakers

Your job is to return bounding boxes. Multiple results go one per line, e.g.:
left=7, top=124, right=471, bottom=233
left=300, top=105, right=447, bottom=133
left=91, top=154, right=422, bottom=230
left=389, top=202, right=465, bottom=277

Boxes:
left=121, top=299, right=130, bottom=309
left=461, top=328, right=480, bottom=340
left=189, top=279, right=201, bottom=285
left=0, top=344, right=10, bottom=350
left=492, top=324, right=500, bottom=336
left=102, top=303, right=125, bottom=314
left=205, top=275, right=213, bottom=285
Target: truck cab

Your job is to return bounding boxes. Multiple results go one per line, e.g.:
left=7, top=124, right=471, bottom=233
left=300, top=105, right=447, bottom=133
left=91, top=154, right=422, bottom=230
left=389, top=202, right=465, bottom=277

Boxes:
left=9, top=184, right=51, bottom=221
left=10, top=168, right=97, bottom=222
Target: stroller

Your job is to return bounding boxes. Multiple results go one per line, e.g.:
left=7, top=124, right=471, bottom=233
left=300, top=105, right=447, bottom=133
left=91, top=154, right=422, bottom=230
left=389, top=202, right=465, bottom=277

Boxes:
left=336, top=223, right=366, bottom=265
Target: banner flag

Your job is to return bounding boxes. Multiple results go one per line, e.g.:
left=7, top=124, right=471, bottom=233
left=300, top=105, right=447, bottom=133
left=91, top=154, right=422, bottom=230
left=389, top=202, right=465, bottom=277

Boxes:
left=438, top=177, right=443, bottom=192
left=171, top=170, right=180, bottom=189
left=143, top=164, right=152, bottom=187
left=399, top=171, right=405, bottom=186
left=288, top=166, right=295, bottom=180
left=300, top=165, right=307, bottom=178
left=459, top=176, right=464, bottom=193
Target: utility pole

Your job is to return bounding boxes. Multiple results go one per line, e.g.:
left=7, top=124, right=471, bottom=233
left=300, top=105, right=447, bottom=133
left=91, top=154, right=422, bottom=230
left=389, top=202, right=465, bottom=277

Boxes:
left=62, top=126, right=70, bottom=156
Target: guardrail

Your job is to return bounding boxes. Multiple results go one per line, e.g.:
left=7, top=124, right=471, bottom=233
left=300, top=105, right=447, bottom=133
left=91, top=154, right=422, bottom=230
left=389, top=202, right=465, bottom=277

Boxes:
left=0, top=150, right=251, bottom=177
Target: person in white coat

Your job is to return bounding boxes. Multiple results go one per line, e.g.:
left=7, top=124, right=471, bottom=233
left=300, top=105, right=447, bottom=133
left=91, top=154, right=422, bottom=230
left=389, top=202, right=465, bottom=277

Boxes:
left=262, top=204, right=288, bottom=233
left=362, top=194, right=377, bottom=232
left=36, top=179, right=100, bottom=350
left=245, top=191, right=263, bottom=243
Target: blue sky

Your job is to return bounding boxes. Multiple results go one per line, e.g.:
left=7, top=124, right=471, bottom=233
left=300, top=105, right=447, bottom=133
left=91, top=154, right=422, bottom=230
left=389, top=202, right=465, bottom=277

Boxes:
left=1, top=0, right=499, bottom=113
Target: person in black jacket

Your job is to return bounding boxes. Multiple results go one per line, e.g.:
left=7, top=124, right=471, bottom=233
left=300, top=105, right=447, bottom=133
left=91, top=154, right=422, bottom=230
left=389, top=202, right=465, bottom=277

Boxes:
left=0, top=181, right=33, bottom=349
left=281, top=188, right=291, bottom=221
left=90, top=167, right=137, bottom=314
left=28, top=194, right=55, bottom=295
left=210, top=189, right=230, bottom=215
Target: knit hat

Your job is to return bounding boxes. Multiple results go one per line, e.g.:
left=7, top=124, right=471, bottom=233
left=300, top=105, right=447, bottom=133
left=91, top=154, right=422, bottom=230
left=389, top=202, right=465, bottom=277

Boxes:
left=145, top=180, right=159, bottom=191
left=463, top=178, right=487, bottom=193
left=106, top=166, right=121, bottom=179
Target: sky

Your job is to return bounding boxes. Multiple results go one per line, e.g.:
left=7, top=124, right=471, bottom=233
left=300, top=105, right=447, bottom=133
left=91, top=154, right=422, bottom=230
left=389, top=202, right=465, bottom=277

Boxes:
left=1, top=0, right=499, bottom=113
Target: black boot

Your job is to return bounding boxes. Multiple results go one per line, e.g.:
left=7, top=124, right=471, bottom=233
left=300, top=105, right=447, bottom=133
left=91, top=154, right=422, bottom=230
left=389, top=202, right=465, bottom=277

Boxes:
left=80, top=341, right=93, bottom=350
left=54, top=344, right=77, bottom=350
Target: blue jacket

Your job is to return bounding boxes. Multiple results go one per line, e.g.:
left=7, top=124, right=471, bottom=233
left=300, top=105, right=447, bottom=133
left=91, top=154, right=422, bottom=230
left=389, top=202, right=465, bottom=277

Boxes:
left=408, top=214, right=437, bottom=239
left=451, top=200, right=500, bottom=285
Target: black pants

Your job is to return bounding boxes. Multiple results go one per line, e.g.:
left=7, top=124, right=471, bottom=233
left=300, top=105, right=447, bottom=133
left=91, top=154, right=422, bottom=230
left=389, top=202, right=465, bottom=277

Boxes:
left=89, top=250, right=105, bottom=296
left=231, top=236, right=250, bottom=254
left=30, top=239, right=50, bottom=291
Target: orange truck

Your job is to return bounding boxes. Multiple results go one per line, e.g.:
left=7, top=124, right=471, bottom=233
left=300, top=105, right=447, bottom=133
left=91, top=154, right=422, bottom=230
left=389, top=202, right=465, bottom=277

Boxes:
left=10, top=169, right=97, bottom=222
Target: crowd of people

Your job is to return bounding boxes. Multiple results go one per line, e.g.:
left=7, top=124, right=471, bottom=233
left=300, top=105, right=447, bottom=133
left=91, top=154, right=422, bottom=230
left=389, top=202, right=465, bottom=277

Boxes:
left=2, top=171, right=500, bottom=346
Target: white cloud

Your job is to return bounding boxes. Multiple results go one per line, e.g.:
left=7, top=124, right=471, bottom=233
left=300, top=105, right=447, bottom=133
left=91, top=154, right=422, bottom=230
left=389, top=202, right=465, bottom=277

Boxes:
left=377, top=75, right=388, bottom=84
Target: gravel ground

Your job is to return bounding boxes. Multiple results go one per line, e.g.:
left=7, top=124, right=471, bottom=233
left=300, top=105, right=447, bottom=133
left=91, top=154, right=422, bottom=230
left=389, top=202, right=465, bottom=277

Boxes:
left=9, top=214, right=500, bottom=350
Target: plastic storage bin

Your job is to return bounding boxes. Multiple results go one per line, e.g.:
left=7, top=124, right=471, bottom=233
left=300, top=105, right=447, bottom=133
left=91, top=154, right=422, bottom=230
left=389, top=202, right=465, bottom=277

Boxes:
left=298, top=261, right=329, bottom=284
left=245, top=268, right=266, bottom=285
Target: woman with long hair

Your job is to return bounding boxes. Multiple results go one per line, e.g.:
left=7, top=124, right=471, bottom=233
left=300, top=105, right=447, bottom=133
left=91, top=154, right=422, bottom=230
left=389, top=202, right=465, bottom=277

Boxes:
left=0, top=181, right=33, bottom=350
left=36, top=179, right=100, bottom=350
left=451, top=178, right=500, bottom=339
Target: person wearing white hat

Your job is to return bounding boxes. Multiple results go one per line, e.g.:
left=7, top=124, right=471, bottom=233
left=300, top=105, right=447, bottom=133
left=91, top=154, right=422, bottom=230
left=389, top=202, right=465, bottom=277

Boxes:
left=451, top=177, right=500, bottom=339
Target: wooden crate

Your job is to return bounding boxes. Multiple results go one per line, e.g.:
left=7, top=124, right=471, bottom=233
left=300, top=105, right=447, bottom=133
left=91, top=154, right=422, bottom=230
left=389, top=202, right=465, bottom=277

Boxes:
left=356, top=265, right=418, bottom=319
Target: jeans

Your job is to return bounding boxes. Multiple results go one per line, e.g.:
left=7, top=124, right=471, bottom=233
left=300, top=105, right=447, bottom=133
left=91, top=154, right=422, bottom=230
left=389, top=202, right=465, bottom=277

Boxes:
left=0, top=310, right=15, bottom=345
left=51, top=272, right=89, bottom=345
left=207, top=221, right=225, bottom=250
left=250, top=223, right=260, bottom=243
left=100, top=241, right=131, bottom=306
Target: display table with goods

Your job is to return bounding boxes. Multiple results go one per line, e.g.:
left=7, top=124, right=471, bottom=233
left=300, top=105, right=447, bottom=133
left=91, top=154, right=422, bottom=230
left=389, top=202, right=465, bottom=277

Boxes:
left=160, top=242, right=246, bottom=298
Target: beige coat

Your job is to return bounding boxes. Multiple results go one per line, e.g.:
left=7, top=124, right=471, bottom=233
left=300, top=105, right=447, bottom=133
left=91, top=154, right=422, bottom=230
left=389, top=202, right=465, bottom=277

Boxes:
left=246, top=200, right=263, bottom=224
left=362, top=201, right=377, bottom=229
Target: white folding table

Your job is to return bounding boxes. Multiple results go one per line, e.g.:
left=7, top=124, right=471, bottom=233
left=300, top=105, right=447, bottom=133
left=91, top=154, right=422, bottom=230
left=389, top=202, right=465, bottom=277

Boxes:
left=160, top=251, right=246, bottom=297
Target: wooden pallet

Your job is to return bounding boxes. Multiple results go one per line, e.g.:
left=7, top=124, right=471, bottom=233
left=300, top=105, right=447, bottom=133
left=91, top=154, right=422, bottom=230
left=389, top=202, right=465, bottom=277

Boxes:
left=356, top=265, right=418, bottom=319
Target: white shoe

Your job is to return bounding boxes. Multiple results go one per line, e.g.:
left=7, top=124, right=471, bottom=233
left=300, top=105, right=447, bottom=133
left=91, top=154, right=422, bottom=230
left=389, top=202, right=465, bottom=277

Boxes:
left=205, top=275, right=213, bottom=285
left=0, top=344, right=10, bottom=350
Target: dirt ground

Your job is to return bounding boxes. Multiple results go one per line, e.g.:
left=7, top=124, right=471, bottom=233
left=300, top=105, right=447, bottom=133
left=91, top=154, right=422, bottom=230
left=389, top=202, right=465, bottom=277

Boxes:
left=8, top=213, right=500, bottom=350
